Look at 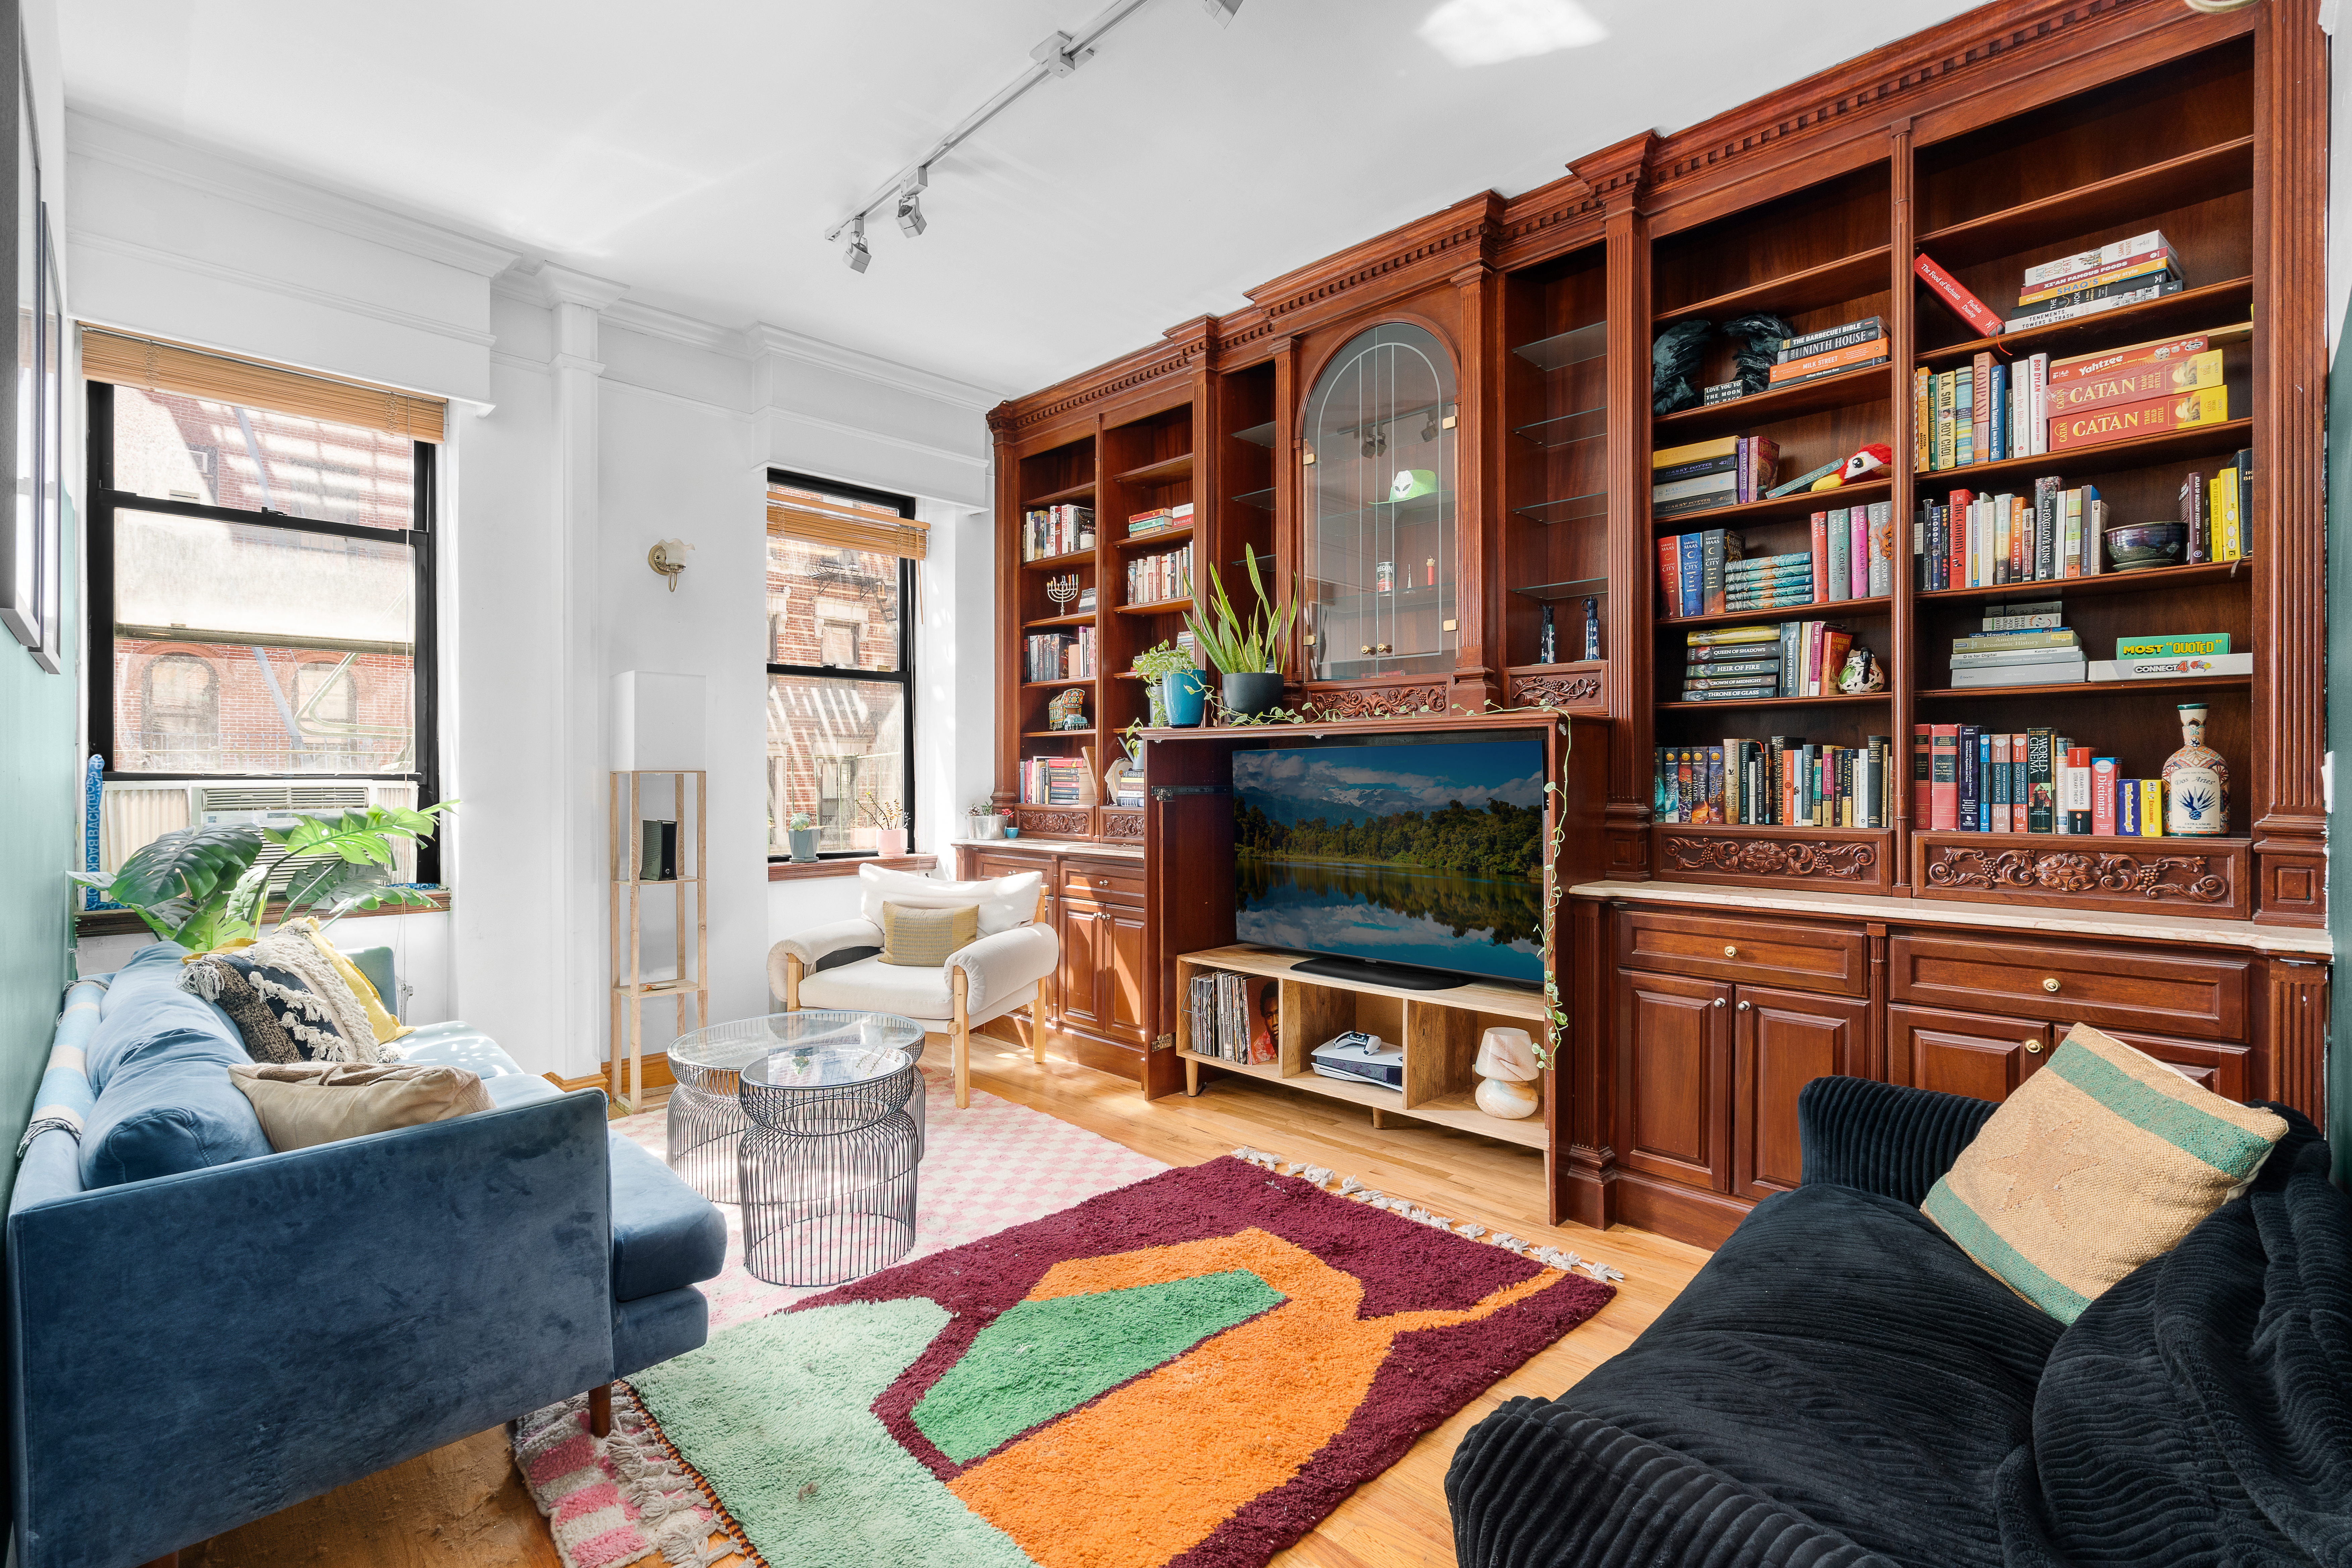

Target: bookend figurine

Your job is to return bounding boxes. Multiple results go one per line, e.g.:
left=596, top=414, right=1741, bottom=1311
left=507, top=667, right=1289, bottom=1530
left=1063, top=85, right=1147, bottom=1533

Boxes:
left=1722, top=312, right=1797, bottom=397
left=1048, top=687, right=1088, bottom=730
left=1836, top=645, right=1885, bottom=695
left=1652, top=318, right=1712, bottom=414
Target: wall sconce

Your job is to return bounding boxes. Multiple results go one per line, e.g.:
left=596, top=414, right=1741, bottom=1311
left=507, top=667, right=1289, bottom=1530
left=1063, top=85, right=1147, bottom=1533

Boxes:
left=648, top=538, right=694, bottom=592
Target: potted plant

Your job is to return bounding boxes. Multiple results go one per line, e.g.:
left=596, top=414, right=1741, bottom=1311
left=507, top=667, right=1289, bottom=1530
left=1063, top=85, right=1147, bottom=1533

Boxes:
left=1130, top=639, right=1206, bottom=729
left=1185, top=548, right=1298, bottom=720
left=785, top=811, right=818, bottom=863
left=72, top=802, right=452, bottom=952
left=968, top=795, right=1007, bottom=840
left=876, top=805, right=912, bottom=857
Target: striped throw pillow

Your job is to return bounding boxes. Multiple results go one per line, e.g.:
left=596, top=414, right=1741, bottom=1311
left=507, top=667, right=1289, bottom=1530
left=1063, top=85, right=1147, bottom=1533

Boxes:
left=1923, top=1023, right=2286, bottom=1323
left=880, top=901, right=978, bottom=967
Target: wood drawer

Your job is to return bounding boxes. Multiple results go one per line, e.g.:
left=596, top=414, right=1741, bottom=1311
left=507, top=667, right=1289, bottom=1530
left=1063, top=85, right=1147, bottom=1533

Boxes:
left=972, top=853, right=1047, bottom=883
left=1063, top=862, right=1145, bottom=904
left=1614, top=909, right=1867, bottom=997
left=1888, top=934, right=2249, bottom=1042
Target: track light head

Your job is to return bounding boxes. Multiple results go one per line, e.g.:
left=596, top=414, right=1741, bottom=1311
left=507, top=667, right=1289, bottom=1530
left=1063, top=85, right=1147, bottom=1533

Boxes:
left=842, top=216, right=871, bottom=273
left=1202, top=0, right=1242, bottom=24
left=896, top=189, right=926, bottom=238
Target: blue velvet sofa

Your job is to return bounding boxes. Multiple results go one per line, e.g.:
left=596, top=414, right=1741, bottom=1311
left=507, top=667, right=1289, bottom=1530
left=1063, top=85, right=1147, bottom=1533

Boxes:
left=7, top=942, right=727, bottom=1568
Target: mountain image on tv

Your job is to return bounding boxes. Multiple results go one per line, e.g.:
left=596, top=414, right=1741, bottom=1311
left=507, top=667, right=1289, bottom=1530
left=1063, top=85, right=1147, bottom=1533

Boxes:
left=1231, top=739, right=1546, bottom=985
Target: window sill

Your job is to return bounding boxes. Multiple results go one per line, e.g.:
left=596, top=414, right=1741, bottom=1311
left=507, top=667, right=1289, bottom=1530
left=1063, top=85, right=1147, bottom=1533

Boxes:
left=76, top=888, right=454, bottom=939
left=768, top=853, right=937, bottom=883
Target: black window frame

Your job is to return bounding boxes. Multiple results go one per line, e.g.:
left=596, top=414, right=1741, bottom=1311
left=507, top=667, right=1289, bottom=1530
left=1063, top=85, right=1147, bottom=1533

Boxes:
left=84, top=378, right=444, bottom=884
left=765, top=467, right=919, bottom=863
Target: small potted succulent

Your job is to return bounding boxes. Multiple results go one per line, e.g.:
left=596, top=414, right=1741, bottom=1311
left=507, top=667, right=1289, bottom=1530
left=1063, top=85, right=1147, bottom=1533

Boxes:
left=969, top=795, right=1007, bottom=840
left=1131, top=639, right=1206, bottom=729
left=875, top=805, right=912, bottom=857
left=785, top=811, right=818, bottom=863
left=1185, top=548, right=1297, bottom=720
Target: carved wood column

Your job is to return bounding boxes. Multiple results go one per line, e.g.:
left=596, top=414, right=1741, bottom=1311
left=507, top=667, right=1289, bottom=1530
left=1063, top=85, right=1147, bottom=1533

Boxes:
left=1452, top=220, right=1508, bottom=714
left=1887, top=124, right=1918, bottom=894
left=1269, top=336, right=1301, bottom=691
left=1573, top=132, right=1658, bottom=881
left=1561, top=893, right=1616, bottom=1228
left=2250, top=0, right=2327, bottom=925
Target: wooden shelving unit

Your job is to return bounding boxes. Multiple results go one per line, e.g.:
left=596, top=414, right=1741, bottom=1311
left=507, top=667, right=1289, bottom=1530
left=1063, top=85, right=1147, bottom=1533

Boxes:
left=607, top=769, right=706, bottom=1117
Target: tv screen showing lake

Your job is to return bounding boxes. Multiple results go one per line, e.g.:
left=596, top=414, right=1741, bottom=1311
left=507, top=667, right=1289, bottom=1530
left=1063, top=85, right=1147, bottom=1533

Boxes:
left=1231, top=739, right=1546, bottom=986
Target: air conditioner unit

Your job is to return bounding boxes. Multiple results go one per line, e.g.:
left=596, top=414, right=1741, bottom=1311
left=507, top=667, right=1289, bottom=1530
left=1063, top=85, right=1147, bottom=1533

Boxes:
left=98, top=781, right=421, bottom=887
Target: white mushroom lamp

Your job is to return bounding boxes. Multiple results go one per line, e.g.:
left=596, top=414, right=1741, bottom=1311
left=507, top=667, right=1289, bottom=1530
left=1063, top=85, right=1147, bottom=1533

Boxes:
left=1473, top=1026, right=1540, bottom=1120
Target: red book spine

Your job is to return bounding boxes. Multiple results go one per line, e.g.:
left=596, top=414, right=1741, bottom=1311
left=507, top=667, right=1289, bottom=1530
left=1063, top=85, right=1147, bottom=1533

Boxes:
left=1781, top=742, right=1801, bottom=826
left=1947, top=488, right=1973, bottom=589
left=1809, top=511, right=1829, bottom=602
left=2011, top=734, right=2029, bottom=832
left=1657, top=535, right=1679, bottom=610
left=1929, top=724, right=1960, bottom=831
left=1912, top=723, right=1932, bottom=828
left=1914, top=252, right=2005, bottom=337
left=1805, top=621, right=1825, bottom=696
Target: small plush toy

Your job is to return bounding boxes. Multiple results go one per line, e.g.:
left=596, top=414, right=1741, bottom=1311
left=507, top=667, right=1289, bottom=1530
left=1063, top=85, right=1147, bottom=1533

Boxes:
left=1836, top=646, right=1886, bottom=694
left=1809, top=442, right=1894, bottom=492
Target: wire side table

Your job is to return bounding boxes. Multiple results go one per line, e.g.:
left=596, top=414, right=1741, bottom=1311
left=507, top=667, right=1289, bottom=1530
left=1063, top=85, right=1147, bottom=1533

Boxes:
left=667, top=1011, right=926, bottom=1202
left=737, top=1041, right=923, bottom=1286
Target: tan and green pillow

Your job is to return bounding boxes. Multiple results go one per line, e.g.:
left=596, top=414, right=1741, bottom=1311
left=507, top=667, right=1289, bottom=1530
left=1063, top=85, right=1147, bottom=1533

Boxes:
left=1923, top=1023, right=2286, bottom=1323
left=880, top=901, right=978, bottom=967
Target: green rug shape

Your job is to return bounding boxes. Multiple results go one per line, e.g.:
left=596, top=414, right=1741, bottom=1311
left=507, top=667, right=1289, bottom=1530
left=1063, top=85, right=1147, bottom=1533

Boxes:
left=912, top=1268, right=1285, bottom=1464
left=631, top=1297, right=1038, bottom=1568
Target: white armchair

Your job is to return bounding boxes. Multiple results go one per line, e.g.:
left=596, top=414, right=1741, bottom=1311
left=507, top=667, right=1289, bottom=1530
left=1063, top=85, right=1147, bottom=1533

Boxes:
left=766, top=865, right=1057, bottom=1109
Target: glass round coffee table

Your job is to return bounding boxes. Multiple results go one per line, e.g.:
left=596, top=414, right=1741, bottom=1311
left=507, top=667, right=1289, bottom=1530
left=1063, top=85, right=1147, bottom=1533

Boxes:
left=737, top=1037, right=923, bottom=1286
left=665, top=1010, right=927, bottom=1202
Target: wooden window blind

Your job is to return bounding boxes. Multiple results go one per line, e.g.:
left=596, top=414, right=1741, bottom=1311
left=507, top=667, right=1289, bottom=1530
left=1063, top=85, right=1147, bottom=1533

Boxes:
left=80, top=328, right=447, bottom=444
left=766, top=484, right=927, bottom=560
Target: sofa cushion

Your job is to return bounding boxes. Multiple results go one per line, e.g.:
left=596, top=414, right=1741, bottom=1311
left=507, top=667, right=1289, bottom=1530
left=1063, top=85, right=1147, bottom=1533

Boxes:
left=229, top=1061, right=494, bottom=1152
left=799, top=954, right=953, bottom=1022
left=391, top=1024, right=533, bottom=1080
left=856, top=863, right=1040, bottom=936
left=1925, top=1023, right=2288, bottom=1324
left=1553, top=1181, right=2061, bottom=1568
left=80, top=947, right=273, bottom=1188
left=609, top=1132, right=727, bottom=1302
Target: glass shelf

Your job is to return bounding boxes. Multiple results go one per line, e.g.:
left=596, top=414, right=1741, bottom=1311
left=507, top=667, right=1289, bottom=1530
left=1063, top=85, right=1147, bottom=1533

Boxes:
left=1512, top=490, right=1609, bottom=526
left=1317, top=583, right=1457, bottom=614
left=1511, top=321, right=1608, bottom=373
left=1231, top=487, right=1275, bottom=511
left=1234, top=421, right=1278, bottom=448
left=1307, top=489, right=1454, bottom=533
left=1513, top=405, right=1607, bottom=449
left=1512, top=576, right=1611, bottom=602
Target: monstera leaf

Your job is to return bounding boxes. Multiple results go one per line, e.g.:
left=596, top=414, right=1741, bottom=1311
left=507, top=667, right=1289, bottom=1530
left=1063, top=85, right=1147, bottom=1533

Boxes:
left=82, top=824, right=268, bottom=945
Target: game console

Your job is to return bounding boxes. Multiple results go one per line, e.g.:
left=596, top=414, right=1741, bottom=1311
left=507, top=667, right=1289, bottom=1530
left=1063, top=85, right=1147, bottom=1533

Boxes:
left=1310, top=1030, right=1402, bottom=1089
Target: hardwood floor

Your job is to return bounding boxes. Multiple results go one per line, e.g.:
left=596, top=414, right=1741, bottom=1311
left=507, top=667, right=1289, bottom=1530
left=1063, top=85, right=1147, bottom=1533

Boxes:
left=190, top=1038, right=1710, bottom=1567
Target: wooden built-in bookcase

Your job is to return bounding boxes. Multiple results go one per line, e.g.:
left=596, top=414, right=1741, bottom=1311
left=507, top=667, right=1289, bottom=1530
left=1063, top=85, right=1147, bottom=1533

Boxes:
left=986, top=0, right=2330, bottom=1232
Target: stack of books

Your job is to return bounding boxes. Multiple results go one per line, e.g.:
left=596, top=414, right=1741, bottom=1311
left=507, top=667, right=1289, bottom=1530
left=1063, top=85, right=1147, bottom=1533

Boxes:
left=1126, top=501, right=1193, bottom=538
left=1766, top=316, right=1888, bottom=388
left=1024, top=627, right=1095, bottom=682
left=2183, top=452, right=2253, bottom=563
left=1654, top=736, right=1892, bottom=828
left=2010, top=231, right=2183, bottom=333
left=1725, top=550, right=1812, bottom=613
left=1915, top=725, right=2179, bottom=837
left=1022, top=504, right=1093, bottom=560
left=1125, top=540, right=1193, bottom=605
left=1947, top=604, right=2084, bottom=687
left=1652, top=436, right=1780, bottom=519
left=1018, top=755, right=1090, bottom=805
left=1111, top=767, right=1146, bottom=808
left=1916, top=480, right=2109, bottom=587
left=1681, top=621, right=1851, bottom=701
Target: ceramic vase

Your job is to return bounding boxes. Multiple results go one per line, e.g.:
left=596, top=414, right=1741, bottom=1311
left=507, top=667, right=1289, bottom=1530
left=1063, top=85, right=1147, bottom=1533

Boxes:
left=1163, top=670, right=1209, bottom=727
left=786, top=827, right=818, bottom=863
left=1222, top=671, right=1283, bottom=719
left=876, top=829, right=908, bottom=856
left=2162, top=702, right=2228, bottom=836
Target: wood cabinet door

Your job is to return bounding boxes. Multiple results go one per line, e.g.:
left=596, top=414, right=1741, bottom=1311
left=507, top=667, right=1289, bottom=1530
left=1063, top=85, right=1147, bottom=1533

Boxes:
left=1889, top=1004, right=2053, bottom=1103
left=1059, top=900, right=1107, bottom=1033
left=1614, top=968, right=1730, bottom=1193
left=1102, top=905, right=1150, bottom=1047
left=1732, top=984, right=1869, bottom=1201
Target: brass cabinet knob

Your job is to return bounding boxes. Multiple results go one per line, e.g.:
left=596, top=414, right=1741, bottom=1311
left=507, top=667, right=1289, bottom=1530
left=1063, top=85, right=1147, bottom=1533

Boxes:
left=1713, top=996, right=1727, bottom=1009
left=1737, top=1000, right=1752, bottom=1012
left=1360, top=644, right=1372, bottom=655
left=1723, top=945, right=1737, bottom=958
left=2042, top=977, right=2061, bottom=993
left=2024, top=1038, right=2045, bottom=1055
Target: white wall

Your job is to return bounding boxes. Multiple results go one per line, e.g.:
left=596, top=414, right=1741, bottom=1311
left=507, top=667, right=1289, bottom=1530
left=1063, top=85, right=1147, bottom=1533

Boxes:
left=65, top=113, right=998, bottom=1077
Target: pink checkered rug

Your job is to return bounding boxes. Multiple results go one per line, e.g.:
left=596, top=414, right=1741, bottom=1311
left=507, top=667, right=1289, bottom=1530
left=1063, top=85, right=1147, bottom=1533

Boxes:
left=513, top=1059, right=1167, bottom=1566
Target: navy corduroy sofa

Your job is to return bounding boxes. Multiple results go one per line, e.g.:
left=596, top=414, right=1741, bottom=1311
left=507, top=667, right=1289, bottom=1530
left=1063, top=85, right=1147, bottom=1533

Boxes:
left=7, top=942, right=726, bottom=1568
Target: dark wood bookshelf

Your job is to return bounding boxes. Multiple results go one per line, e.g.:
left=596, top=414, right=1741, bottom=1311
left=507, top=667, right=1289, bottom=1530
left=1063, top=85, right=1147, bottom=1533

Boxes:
left=1114, top=524, right=1195, bottom=550
left=1023, top=478, right=1097, bottom=508
left=1659, top=596, right=1893, bottom=631
left=1661, top=246, right=1894, bottom=327
left=1914, top=277, right=2254, bottom=370
left=1112, top=452, right=1194, bottom=486
left=1657, top=691, right=1895, bottom=713
left=1915, top=674, right=2251, bottom=701
left=1652, top=361, right=1894, bottom=441
left=1912, top=418, right=2254, bottom=490
left=1916, top=559, right=2254, bottom=605
left=1652, top=478, right=1894, bottom=533
left=1913, top=136, right=2253, bottom=271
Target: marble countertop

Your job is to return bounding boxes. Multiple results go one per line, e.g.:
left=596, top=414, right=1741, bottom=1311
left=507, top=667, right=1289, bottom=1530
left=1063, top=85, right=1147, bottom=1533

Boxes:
left=1570, top=879, right=2334, bottom=957
left=948, top=837, right=1147, bottom=861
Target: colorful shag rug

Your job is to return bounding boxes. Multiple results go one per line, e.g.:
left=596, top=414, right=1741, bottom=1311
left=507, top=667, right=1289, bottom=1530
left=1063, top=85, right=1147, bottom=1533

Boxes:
left=515, top=1063, right=1621, bottom=1568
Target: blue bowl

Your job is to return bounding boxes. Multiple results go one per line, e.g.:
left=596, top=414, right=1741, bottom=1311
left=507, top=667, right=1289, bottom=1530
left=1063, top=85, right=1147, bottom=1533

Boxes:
left=2103, top=522, right=2187, bottom=572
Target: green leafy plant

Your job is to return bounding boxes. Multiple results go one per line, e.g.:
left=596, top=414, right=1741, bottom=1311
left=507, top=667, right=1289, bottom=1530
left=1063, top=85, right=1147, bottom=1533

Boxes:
left=1129, top=640, right=1195, bottom=681
left=1183, top=549, right=1298, bottom=677
left=74, top=803, right=452, bottom=953
left=787, top=811, right=814, bottom=830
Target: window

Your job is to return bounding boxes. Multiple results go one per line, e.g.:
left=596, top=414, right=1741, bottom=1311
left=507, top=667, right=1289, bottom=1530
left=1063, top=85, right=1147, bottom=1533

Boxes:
left=765, top=473, right=923, bottom=858
left=86, top=330, right=443, bottom=880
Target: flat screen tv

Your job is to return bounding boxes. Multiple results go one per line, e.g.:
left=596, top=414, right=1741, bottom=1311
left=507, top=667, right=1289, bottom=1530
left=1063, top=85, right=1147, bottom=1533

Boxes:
left=1231, top=732, right=1546, bottom=990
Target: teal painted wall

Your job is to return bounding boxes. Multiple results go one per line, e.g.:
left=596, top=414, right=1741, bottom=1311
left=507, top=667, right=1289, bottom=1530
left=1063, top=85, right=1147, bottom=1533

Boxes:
left=0, top=497, right=79, bottom=1211
left=2330, top=298, right=2352, bottom=1184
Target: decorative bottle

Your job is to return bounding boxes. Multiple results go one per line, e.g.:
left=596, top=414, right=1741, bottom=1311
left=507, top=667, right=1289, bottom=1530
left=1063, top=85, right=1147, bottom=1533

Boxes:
left=1538, top=604, right=1556, bottom=664
left=2162, top=702, right=2228, bottom=836
left=1582, top=597, right=1602, bottom=662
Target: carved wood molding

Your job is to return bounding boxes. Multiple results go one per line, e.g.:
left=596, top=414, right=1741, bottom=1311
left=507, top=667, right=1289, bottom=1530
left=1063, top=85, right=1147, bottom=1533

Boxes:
left=1099, top=809, right=1146, bottom=841
left=1304, top=683, right=1452, bottom=720
left=1661, top=834, right=1879, bottom=882
left=1015, top=807, right=1091, bottom=836
left=1567, top=130, right=1660, bottom=214
left=2264, top=959, right=2329, bottom=1121
left=1511, top=672, right=1604, bottom=709
left=1924, top=844, right=2230, bottom=902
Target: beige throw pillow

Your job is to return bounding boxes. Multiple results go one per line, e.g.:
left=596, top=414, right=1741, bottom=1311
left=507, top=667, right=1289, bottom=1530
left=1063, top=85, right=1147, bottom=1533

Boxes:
left=880, top=901, right=978, bottom=967
left=229, top=1061, right=494, bottom=1152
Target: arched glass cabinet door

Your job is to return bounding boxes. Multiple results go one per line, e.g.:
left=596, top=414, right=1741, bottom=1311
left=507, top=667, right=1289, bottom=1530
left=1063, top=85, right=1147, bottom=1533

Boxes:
left=1300, top=323, right=1457, bottom=683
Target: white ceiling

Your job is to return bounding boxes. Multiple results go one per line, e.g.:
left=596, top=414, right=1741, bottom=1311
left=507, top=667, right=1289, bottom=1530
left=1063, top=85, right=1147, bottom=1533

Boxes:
left=61, top=0, right=1978, bottom=399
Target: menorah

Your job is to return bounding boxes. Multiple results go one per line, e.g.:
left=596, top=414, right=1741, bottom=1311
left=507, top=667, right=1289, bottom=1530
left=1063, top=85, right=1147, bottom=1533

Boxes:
left=1046, top=573, right=1080, bottom=608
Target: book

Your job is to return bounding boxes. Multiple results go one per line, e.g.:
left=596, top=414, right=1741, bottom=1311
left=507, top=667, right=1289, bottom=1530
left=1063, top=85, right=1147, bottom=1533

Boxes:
left=2047, top=385, right=2231, bottom=451
left=1702, top=381, right=1744, bottom=405
left=2091, top=758, right=2118, bottom=835
left=1914, top=368, right=1934, bottom=474
left=2116, top=634, right=2231, bottom=658
left=1656, top=535, right=1681, bottom=607
left=1678, top=534, right=1704, bottom=618
left=2044, top=348, right=2223, bottom=418
left=1682, top=659, right=1781, bottom=679
left=1913, top=724, right=1932, bottom=827
left=1687, top=643, right=1782, bottom=663
left=1915, top=252, right=2003, bottom=336
left=1744, top=436, right=1781, bottom=500
left=2014, top=261, right=2180, bottom=317
left=1952, top=629, right=2080, bottom=652
left=1955, top=367, right=1975, bottom=466
left=2117, top=774, right=2141, bottom=836
left=1848, top=508, right=1870, bottom=599
left=1681, top=676, right=1780, bottom=693
left=1818, top=628, right=1852, bottom=697
left=1983, top=599, right=2063, bottom=630
left=1971, top=352, right=1993, bottom=467
left=2022, top=229, right=2170, bottom=290
left=1867, top=501, right=1894, bottom=597
left=1723, top=555, right=1812, bottom=579
left=2010, top=732, right=2030, bottom=831
left=1987, top=732, right=2010, bottom=830
left=1686, top=625, right=1781, bottom=645
left=2026, top=729, right=2056, bottom=832
left=2009, top=278, right=2184, bottom=333
left=1700, top=529, right=1742, bottom=614
left=1824, top=509, right=1850, bottom=603
left=1929, top=724, right=1961, bottom=830
left=1654, top=435, right=1740, bottom=469
left=1780, top=317, right=1885, bottom=357
left=1778, top=621, right=1802, bottom=697
left=1653, top=491, right=1744, bottom=520
left=1654, top=452, right=1740, bottom=484
left=2140, top=778, right=2164, bottom=838
left=2084, top=652, right=2253, bottom=680
left=1989, top=360, right=2008, bottom=462
left=1809, top=511, right=1831, bottom=602
left=1933, top=371, right=1958, bottom=471
left=1766, top=456, right=1850, bottom=499
left=1768, top=336, right=1889, bottom=383
left=2063, top=746, right=2093, bottom=834
left=2234, top=447, right=2253, bottom=559
left=2049, top=329, right=2213, bottom=386
left=2027, top=353, right=2049, bottom=457
left=1948, top=661, right=2089, bottom=688
left=1653, top=470, right=1743, bottom=502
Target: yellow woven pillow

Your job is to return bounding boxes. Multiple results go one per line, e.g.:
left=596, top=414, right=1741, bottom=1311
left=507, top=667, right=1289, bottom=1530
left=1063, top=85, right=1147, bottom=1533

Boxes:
left=1922, top=1022, right=2286, bottom=1323
left=880, top=901, right=978, bottom=967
